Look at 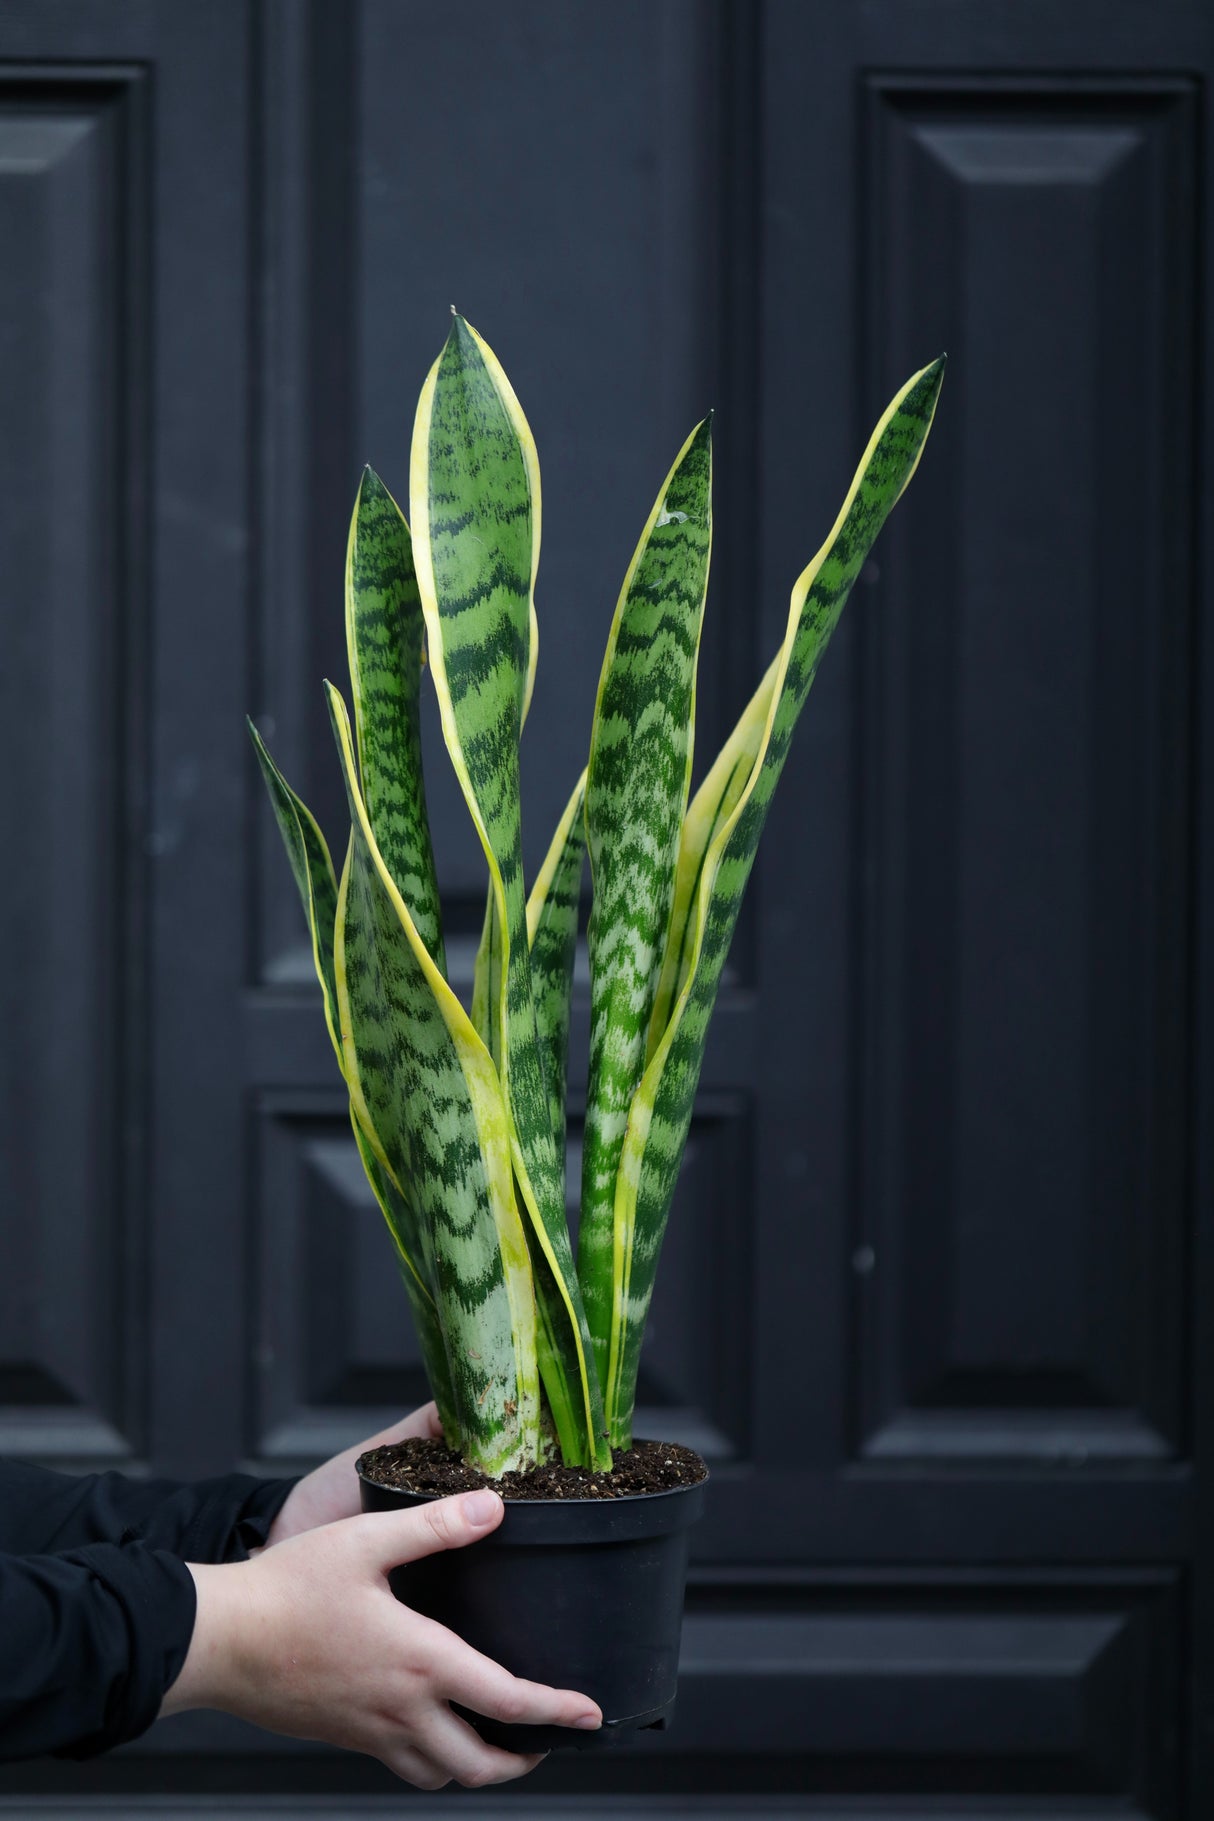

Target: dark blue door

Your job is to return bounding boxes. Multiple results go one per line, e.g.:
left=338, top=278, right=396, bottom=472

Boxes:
left=0, top=2, right=1210, bottom=1813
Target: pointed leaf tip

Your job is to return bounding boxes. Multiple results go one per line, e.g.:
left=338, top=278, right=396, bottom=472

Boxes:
left=445, top=309, right=481, bottom=356
left=910, top=354, right=947, bottom=415
left=448, top=312, right=479, bottom=357
left=358, top=465, right=391, bottom=502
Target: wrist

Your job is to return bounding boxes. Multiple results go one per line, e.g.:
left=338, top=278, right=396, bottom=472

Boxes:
left=261, top=1474, right=315, bottom=1548
left=160, top=1561, right=258, bottom=1718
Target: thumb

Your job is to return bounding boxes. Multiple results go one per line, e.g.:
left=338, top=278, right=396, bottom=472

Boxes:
left=357, top=1490, right=505, bottom=1572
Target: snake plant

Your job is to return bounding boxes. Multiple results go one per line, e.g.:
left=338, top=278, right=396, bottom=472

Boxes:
left=251, top=316, right=944, bottom=1476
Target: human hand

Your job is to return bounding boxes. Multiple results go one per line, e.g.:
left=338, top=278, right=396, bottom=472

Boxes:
left=162, top=1489, right=601, bottom=1787
left=264, top=1402, right=444, bottom=1545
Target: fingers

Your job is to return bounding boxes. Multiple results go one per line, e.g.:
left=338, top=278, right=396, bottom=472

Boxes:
left=376, top=1401, right=443, bottom=1447
left=401, top=1400, right=444, bottom=1441
left=412, top=1704, right=547, bottom=1788
left=354, top=1400, right=443, bottom=1455
left=358, top=1489, right=504, bottom=1571
left=431, top=1637, right=601, bottom=1733
left=382, top=1743, right=452, bottom=1791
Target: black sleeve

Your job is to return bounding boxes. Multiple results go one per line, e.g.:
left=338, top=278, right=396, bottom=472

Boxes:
left=0, top=1460, right=298, bottom=1762
left=0, top=1541, right=198, bottom=1762
left=0, top=1459, right=297, bottom=1565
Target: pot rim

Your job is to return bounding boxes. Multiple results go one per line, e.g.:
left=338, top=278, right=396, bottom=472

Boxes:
left=354, top=1444, right=710, bottom=1509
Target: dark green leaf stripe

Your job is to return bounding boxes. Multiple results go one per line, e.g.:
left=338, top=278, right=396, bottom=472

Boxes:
left=328, top=682, right=540, bottom=1475
left=578, top=417, right=713, bottom=1388
left=350, top=1110, right=460, bottom=1443
left=345, top=468, right=446, bottom=972
left=605, top=356, right=947, bottom=1442
left=411, top=316, right=609, bottom=1468
left=526, top=770, right=587, bottom=1183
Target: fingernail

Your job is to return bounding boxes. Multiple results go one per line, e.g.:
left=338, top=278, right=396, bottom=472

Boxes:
left=576, top=1712, right=602, bottom=1730
left=464, top=1489, right=502, bottom=1528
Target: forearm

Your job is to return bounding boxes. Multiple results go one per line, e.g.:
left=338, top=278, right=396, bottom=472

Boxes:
left=0, top=1457, right=296, bottom=1564
left=0, top=1544, right=196, bottom=1762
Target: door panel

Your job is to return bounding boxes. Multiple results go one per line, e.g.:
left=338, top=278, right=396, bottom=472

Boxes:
left=0, top=65, right=148, bottom=1467
left=859, top=75, right=1195, bottom=1470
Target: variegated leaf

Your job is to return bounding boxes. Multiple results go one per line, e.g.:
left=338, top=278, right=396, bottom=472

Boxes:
left=249, top=718, right=393, bottom=1193
left=350, top=1111, right=460, bottom=1444
left=328, top=682, right=540, bottom=1475
left=345, top=467, right=445, bottom=971
left=248, top=717, right=457, bottom=1424
left=247, top=719, right=342, bottom=1060
left=526, top=770, right=588, bottom=1179
left=578, top=417, right=712, bottom=1387
left=471, top=545, right=542, bottom=1061
left=470, top=888, right=502, bottom=1063
left=471, top=507, right=542, bottom=1061
left=605, top=356, right=947, bottom=1442
left=645, top=664, right=774, bottom=1053
left=410, top=314, right=609, bottom=1468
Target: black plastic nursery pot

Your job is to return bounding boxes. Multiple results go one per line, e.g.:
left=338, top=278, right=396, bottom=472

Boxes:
left=356, top=1449, right=708, bottom=1753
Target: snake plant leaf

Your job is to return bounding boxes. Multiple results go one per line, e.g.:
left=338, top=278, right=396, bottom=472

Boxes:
left=249, top=719, right=398, bottom=1187
left=410, top=312, right=533, bottom=1087
left=578, top=417, right=713, bottom=1385
left=247, top=719, right=343, bottom=1062
left=603, top=355, right=947, bottom=1443
left=526, top=770, right=588, bottom=1179
left=470, top=889, right=502, bottom=1060
left=471, top=545, right=543, bottom=1056
left=249, top=716, right=457, bottom=1418
left=645, top=671, right=773, bottom=1054
left=327, top=681, right=540, bottom=1475
left=410, top=314, right=609, bottom=1468
left=471, top=496, right=542, bottom=1058
left=409, top=311, right=536, bottom=1076
left=350, top=1110, right=460, bottom=1445
left=344, top=467, right=446, bottom=973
